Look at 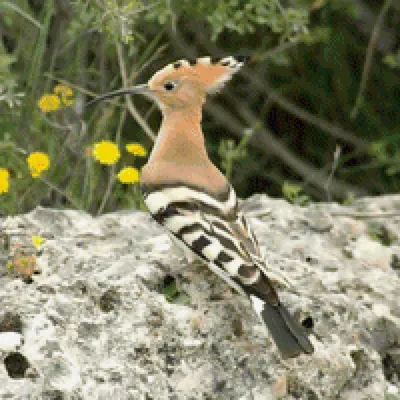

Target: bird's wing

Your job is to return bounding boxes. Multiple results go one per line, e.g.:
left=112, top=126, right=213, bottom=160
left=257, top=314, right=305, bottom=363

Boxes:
left=142, top=182, right=315, bottom=358
left=142, top=182, right=279, bottom=304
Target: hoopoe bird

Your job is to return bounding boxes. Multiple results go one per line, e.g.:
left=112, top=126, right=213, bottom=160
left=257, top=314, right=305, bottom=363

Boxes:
left=88, top=56, right=314, bottom=358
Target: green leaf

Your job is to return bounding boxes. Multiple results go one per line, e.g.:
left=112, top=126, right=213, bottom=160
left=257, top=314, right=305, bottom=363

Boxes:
left=0, top=2, right=42, bottom=30
left=161, top=276, right=190, bottom=304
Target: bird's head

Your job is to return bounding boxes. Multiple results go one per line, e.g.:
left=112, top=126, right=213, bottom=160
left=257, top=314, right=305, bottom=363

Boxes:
left=87, top=56, right=250, bottom=112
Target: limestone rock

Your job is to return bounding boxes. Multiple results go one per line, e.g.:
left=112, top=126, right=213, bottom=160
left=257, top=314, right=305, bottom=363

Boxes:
left=0, top=195, right=399, bottom=399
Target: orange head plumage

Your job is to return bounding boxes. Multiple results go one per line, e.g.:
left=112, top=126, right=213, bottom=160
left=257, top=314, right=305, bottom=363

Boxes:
left=87, top=56, right=250, bottom=111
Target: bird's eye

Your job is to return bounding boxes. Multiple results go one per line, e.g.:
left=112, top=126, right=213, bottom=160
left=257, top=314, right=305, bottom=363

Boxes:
left=164, top=82, right=176, bottom=91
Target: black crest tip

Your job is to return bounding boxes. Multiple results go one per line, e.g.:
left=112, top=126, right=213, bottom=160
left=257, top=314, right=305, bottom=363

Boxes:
left=211, top=57, right=223, bottom=64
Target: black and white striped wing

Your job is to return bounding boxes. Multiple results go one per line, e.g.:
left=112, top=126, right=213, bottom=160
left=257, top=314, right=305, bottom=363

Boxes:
left=141, top=183, right=316, bottom=358
left=141, top=183, right=277, bottom=299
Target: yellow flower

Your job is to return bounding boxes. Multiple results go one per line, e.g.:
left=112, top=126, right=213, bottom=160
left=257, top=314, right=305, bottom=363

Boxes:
left=92, top=141, right=121, bottom=165
left=0, top=168, right=10, bottom=194
left=117, top=167, right=140, bottom=184
left=54, top=84, right=74, bottom=107
left=126, top=143, right=147, bottom=157
left=38, top=94, right=61, bottom=112
left=27, top=152, right=50, bottom=178
left=32, top=236, right=44, bottom=248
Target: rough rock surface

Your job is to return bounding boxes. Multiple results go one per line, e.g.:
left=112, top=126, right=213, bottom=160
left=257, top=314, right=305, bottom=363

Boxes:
left=0, top=195, right=400, bottom=400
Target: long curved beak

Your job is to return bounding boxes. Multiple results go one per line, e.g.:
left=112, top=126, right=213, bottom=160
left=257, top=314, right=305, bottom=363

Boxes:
left=86, top=84, right=150, bottom=107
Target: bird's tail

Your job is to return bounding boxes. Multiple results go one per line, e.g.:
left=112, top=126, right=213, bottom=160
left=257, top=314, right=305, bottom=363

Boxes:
left=250, top=295, right=314, bottom=359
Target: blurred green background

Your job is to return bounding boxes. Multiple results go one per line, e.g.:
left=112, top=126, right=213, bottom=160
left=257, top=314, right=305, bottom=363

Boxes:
left=0, top=0, right=399, bottom=215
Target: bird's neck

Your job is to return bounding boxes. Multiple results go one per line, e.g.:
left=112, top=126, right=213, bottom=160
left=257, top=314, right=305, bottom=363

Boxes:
left=149, top=107, right=208, bottom=165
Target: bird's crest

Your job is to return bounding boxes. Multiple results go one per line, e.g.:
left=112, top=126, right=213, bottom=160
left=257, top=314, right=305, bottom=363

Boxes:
left=148, top=56, right=250, bottom=93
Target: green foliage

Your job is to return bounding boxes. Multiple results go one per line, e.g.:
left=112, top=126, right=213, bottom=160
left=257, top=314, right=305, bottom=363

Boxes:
left=282, top=182, right=311, bottom=206
left=368, top=140, right=400, bottom=177
left=161, top=276, right=190, bottom=305
left=0, top=50, right=23, bottom=108
left=219, top=128, right=253, bottom=180
left=367, top=222, right=397, bottom=247
left=0, top=0, right=399, bottom=216
left=384, top=49, right=400, bottom=69
left=84, top=0, right=150, bottom=44
left=207, top=2, right=309, bottom=40
left=328, top=0, right=359, bottom=18
left=146, top=0, right=311, bottom=41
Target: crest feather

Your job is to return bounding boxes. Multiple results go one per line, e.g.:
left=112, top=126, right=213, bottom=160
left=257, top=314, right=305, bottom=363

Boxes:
left=149, top=56, right=250, bottom=93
